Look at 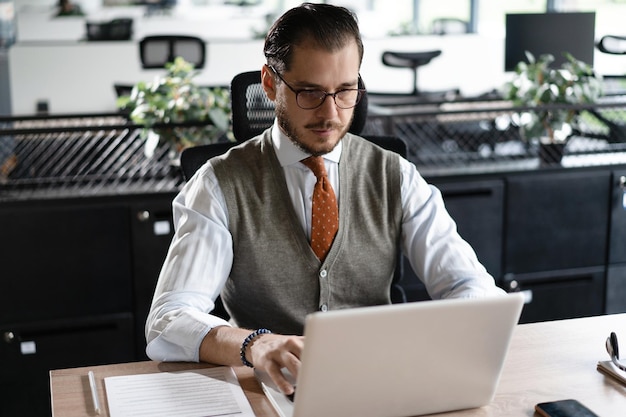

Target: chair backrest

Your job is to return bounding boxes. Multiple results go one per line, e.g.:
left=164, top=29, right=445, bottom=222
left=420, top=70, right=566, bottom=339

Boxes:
left=180, top=70, right=409, bottom=305
left=597, top=35, right=626, bottom=55
left=180, top=138, right=406, bottom=181
left=430, top=18, right=469, bottom=35
left=180, top=135, right=408, bottom=304
left=180, top=141, right=238, bottom=181
left=230, top=70, right=369, bottom=142
left=139, top=35, right=206, bottom=69
left=86, top=18, right=133, bottom=41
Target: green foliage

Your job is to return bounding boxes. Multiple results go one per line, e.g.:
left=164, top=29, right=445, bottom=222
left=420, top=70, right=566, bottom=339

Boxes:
left=502, top=52, right=603, bottom=143
left=117, top=57, right=232, bottom=153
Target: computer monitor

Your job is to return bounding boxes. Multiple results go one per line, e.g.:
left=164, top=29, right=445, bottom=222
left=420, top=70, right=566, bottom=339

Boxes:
left=505, top=12, right=596, bottom=71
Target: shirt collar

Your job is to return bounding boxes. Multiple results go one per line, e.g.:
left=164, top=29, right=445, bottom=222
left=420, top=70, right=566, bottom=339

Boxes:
left=271, top=119, right=342, bottom=168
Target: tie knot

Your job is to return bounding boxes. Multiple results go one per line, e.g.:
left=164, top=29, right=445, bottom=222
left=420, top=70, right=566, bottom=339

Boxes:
left=302, top=156, right=327, bottom=180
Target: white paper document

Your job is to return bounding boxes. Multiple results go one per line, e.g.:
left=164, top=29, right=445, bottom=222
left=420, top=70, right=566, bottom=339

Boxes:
left=104, top=366, right=255, bottom=417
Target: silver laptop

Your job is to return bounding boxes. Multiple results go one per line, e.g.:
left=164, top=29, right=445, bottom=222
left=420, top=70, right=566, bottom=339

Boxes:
left=255, top=293, right=524, bottom=417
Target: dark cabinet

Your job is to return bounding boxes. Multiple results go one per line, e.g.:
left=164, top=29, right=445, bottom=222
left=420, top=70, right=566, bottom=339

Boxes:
left=2, top=161, right=625, bottom=416
left=503, top=170, right=611, bottom=322
left=608, top=170, right=626, bottom=264
left=606, top=170, right=626, bottom=313
left=129, top=194, right=176, bottom=359
left=607, top=265, right=626, bottom=314
left=400, top=178, right=505, bottom=301
left=0, top=202, right=134, bottom=324
left=503, top=267, right=605, bottom=323
left=1, top=315, right=134, bottom=417
left=504, top=170, right=611, bottom=274
left=412, top=167, right=620, bottom=323
left=0, top=193, right=176, bottom=417
left=437, top=178, right=504, bottom=280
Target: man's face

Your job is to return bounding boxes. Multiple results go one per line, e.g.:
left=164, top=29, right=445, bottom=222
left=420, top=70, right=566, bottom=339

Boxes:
left=262, top=40, right=361, bottom=156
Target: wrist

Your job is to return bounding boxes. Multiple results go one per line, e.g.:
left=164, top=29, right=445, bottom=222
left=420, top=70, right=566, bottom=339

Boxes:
left=240, top=328, right=272, bottom=368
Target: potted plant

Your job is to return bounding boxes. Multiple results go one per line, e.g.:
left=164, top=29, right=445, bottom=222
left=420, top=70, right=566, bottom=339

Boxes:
left=117, top=57, right=232, bottom=160
left=502, top=51, right=603, bottom=163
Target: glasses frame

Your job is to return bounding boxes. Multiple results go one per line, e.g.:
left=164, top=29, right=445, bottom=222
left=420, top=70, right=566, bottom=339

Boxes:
left=606, top=332, right=626, bottom=372
left=268, top=65, right=365, bottom=110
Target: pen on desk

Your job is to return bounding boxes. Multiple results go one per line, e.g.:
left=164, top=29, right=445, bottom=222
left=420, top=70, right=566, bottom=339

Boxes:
left=88, top=370, right=101, bottom=415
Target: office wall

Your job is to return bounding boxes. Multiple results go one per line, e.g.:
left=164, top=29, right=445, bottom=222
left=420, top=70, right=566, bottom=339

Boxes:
left=7, top=6, right=626, bottom=115
left=9, top=34, right=509, bottom=114
left=8, top=40, right=266, bottom=114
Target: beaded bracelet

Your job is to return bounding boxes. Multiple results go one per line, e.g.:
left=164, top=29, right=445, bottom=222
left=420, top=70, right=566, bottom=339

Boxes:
left=240, top=328, right=272, bottom=368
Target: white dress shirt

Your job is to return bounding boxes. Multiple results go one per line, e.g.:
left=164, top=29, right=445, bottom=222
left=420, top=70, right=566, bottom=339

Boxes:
left=145, top=121, right=505, bottom=362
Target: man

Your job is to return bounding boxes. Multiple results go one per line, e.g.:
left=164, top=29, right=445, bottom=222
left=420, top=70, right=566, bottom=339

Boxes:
left=146, top=2, right=505, bottom=396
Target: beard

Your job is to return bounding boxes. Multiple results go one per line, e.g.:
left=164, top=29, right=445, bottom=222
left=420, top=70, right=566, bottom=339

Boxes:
left=275, top=96, right=352, bottom=156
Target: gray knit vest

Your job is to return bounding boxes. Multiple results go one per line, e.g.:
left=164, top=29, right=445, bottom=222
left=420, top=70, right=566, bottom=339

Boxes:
left=211, top=130, right=402, bottom=335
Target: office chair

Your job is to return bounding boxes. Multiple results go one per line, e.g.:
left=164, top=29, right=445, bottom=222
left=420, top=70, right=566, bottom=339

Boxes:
left=180, top=137, right=407, bottom=305
left=85, top=18, right=133, bottom=41
left=180, top=70, right=409, bottom=304
left=178, top=142, right=240, bottom=321
left=230, top=70, right=369, bottom=142
left=430, top=18, right=469, bottom=35
left=593, top=34, right=626, bottom=141
left=596, top=35, right=626, bottom=55
left=180, top=141, right=238, bottom=181
left=370, top=50, right=460, bottom=105
left=381, top=50, right=442, bottom=96
left=139, top=35, right=206, bottom=69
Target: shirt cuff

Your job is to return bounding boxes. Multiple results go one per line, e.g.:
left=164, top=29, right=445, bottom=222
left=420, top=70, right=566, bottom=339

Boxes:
left=146, top=309, right=231, bottom=362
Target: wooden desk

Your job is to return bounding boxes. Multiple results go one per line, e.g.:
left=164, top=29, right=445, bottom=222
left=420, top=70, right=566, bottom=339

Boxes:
left=50, top=313, right=626, bottom=417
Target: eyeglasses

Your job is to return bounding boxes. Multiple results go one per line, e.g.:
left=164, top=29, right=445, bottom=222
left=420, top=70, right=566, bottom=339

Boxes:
left=605, top=332, right=626, bottom=372
left=269, top=66, right=365, bottom=110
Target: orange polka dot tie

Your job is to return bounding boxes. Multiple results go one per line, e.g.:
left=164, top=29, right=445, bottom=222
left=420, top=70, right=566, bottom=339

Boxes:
left=302, top=156, right=338, bottom=261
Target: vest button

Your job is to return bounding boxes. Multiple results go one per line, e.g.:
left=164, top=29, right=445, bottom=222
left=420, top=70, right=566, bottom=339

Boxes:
left=319, top=269, right=327, bottom=278
left=320, top=304, right=328, bottom=312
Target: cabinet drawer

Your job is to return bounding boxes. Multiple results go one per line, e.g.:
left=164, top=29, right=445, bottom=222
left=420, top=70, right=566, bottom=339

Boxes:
left=606, top=264, right=626, bottom=314
left=0, top=313, right=135, bottom=380
left=503, top=267, right=604, bottom=323
left=505, top=171, right=610, bottom=273
left=609, top=170, right=626, bottom=264
left=0, top=314, right=135, bottom=417
left=437, top=179, right=504, bottom=279
left=0, top=203, right=133, bottom=323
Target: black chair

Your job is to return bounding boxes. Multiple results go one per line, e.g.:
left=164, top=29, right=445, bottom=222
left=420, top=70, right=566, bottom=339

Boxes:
left=180, top=138, right=407, bottom=305
left=372, top=50, right=460, bottom=104
left=178, top=142, right=239, bottom=321
left=596, top=35, right=626, bottom=55
left=86, top=18, right=133, bottom=41
left=181, top=70, right=408, bottom=304
left=594, top=34, right=626, bottom=140
left=230, top=70, right=369, bottom=142
left=381, top=50, right=442, bottom=96
left=430, top=18, right=469, bottom=35
left=139, top=35, right=206, bottom=69
left=180, top=142, right=238, bottom=181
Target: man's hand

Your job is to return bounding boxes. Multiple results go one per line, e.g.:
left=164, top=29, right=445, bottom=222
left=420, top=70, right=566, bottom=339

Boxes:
left=199, top=326, right=304, bottom=395
left=247, top=333, right=304, bottom=395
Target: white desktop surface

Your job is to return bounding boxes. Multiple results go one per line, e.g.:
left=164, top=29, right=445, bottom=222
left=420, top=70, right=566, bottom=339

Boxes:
left=50, top=313, right=626, bottom=417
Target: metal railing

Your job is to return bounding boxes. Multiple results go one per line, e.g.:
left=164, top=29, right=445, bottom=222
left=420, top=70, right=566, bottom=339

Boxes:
left=363, top=97, right=626, bottom=176
left=0, top=113, right=186, bottom=202
left=2, top=97, right=626, bottom=201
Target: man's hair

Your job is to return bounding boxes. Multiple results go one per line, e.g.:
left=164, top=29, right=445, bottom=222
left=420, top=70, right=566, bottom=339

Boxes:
left=264, top=2, right=364, bottom=73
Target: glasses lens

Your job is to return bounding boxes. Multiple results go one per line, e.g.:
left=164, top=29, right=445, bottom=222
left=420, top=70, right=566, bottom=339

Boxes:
left=335, top=89, right=362, bottom=109
left=295, top=89, right=364, bottom=110
left=296, top=90, right=327, bottom=109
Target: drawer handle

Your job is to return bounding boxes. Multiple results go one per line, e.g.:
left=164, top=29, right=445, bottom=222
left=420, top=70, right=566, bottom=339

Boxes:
left=3, top=331, right=15, bottom=343
left=137, top=210, right=151, bottom=222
